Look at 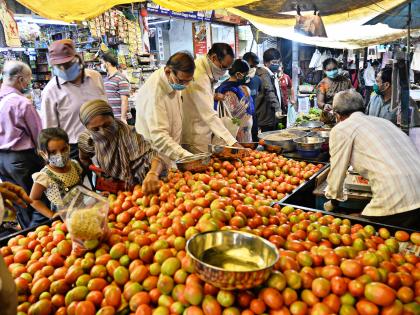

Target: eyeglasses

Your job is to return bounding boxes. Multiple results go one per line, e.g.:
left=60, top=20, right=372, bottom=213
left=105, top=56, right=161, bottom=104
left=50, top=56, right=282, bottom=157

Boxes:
left=172, top=71, right=194, bottom=85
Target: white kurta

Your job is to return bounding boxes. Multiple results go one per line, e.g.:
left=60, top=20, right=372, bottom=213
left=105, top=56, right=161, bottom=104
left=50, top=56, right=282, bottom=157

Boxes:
left=181, top=56, right=237, bottom=152
left=136, top=68, right=192, bottom=163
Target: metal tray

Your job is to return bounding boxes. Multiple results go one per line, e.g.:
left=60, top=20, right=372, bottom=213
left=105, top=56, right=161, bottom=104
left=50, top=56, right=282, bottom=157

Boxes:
left=274, top=202, right=418, bottom=234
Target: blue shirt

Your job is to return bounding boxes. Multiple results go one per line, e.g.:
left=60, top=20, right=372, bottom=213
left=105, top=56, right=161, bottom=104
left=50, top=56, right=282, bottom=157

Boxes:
left=366, top=94, right=397, bottom=124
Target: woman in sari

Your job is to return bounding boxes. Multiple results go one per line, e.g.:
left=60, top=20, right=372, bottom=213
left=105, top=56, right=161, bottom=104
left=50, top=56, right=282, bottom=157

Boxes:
left=317, top=58, right=352, bottom=123
left=78, top=99, right=165, bottom=194
left=215, top=59, right=254, bottom=142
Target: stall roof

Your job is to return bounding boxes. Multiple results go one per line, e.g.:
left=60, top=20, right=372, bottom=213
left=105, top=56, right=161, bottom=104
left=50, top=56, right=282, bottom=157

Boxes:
left=15, top=0, right=259, bottom=22
left=227, top=0, right=420, bottom=48
left=365, top=0, right=420, bottom=29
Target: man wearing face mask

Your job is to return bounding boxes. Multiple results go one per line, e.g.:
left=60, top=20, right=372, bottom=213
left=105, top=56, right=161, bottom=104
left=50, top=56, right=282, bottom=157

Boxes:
left=41, top=39, right=107, bottom=160
left=0, top=61, right=43, bottom=228
left=255, top=48, right=283, bottom=132
left=181, top=43, right=240, bottom=153
left=243, top=52, right=262, bottom=142
left=136, top=52, right=195, bottom=164
left=365, top=67, right=397, bottom=124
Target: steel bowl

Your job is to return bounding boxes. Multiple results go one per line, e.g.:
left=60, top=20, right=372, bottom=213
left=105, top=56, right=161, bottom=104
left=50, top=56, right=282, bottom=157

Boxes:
left=208, top=144, right=250, bottom=160
left=176, top=153, right=212, bottom=172
left=293, top=136, right=325, bottom=151
left=259, top=129, right=308, bottom=152
left=299, top=121, right=325, bottom=129
left=186, top=230, right=279, bottom=290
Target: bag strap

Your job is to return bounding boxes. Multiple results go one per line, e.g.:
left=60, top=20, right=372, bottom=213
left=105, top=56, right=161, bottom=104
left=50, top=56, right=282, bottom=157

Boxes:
left=43, top=161, right=81, bottom=199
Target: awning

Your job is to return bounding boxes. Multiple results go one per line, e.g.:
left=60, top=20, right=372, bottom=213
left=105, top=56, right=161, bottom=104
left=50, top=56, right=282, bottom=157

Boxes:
left=227, top=0, right=419, bottom=48
left=15, top=0, right=259, bottom=22
left=365, top=0, right=420, bottom=29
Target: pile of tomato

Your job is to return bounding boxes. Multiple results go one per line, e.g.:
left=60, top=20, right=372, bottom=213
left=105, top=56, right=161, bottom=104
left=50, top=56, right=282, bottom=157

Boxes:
left=1, top=151, right=419, bottom=315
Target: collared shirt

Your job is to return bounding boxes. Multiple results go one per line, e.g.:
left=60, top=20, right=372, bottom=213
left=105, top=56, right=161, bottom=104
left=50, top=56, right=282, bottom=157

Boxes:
left=326, top=112, right=420, bottom=217
left=363, top=64, right=376, bottom=87
left=136, top=68, right=192, bottom=162
left=366, top=94, right=397, bottom=124
left=181, top=56, right=237, bottom=152
left=0, top=86, right=41, bottom=151
left=262, top=66, right=282, bottom=107
left=104, top=71, right=131, bottom=119
left=40, top=69, right=107, bottom=144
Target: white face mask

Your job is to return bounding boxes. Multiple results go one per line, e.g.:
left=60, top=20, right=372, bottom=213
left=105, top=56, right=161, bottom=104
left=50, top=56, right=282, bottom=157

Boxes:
left=208, top=56, right=228, bottom=81
left=248, top=67, right=257, bottom=78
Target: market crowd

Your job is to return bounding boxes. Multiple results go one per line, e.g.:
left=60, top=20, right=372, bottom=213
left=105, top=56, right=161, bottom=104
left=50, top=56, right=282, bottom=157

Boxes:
left=0, top=39, right=419, bottom=231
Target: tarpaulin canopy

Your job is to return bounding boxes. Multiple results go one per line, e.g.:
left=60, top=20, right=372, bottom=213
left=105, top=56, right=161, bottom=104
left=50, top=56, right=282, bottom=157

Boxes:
left=365, top=0, right=420, bottom=29
left=227, top=0, right=419, bottom=48
left=15, top=0, right=258, bottom=22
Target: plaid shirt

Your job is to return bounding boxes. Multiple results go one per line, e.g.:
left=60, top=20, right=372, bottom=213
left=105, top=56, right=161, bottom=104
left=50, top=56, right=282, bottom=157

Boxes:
left=104, top=71, right=131, bottom=119
left=326, top=112, right=420, bottom=217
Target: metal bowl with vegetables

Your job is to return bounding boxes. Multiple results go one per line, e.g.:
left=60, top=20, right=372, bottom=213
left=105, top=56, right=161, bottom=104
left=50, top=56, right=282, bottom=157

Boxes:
left=259, top=129, right=307, bottom=152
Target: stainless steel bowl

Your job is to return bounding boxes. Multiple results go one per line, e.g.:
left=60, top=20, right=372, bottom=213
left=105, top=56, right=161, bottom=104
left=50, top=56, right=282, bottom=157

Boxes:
left=208, top=144, right=250, bottom=160
left=314, top=130, right=330, bottom=139
left=299, top=121, right=325, bottom=129
left=259, top=129, right=308, bottom=152
left=293, top=136, right=325, bottom=151
left=176, top=153, right=212, bottom=172
left=186, top=230, right=279, bottom=290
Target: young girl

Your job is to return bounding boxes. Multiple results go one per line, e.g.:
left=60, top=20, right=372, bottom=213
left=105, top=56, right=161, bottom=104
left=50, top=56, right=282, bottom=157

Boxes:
left=30, top=128, right=83, bottom=218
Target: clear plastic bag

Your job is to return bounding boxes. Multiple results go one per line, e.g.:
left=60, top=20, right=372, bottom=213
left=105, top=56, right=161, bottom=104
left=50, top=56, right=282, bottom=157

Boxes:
left=58, top=186, right=109, bottom=256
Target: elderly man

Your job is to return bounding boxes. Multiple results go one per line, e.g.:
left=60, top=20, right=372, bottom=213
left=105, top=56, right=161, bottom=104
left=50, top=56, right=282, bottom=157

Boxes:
left=181, top=43, right=240, bottom=153
left=41, top=39, right=107, bottom=160
left=325, top=90, right=420, bottom=229
left=0, top=61, right=43, bottom=228
left=136, top=52, right=195, bottom=163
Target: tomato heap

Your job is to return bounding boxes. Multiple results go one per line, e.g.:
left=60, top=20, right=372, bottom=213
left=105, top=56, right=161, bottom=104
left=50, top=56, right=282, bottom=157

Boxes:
left=1, top=151, right=419, bottom=315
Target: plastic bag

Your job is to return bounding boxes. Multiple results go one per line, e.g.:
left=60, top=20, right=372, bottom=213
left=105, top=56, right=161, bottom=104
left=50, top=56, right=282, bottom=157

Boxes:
left=286, top=103, right=298, bottom=128
left=212, top=101, right=240, bottom=145
left=59, top=186, right=109, bottom=256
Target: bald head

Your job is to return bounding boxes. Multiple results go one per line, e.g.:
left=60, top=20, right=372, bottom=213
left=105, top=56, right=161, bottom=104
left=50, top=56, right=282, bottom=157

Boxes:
left=2, top=60, right=32, bottom=91
left=333, top=89, right=365, bottom=117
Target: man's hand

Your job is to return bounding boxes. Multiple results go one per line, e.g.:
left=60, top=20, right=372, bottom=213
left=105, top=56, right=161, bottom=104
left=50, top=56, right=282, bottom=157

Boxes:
left=324, top=199, right=339, bottom=212
left=275, top=111, right=284, bottom=119
left=0, top=182, right=32, bottom=208
left=142, top=172, right=160, bottom=195
left=232, top=142, right=244, bottom=148
left=214, top=93, right=226, bottom=102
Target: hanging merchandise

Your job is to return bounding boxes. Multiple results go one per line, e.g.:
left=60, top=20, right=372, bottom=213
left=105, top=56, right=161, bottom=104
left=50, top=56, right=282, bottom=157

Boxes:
left=294, top=7, right=327, bottom=38
left=411, top=43, right=420, bottom=72
left=308, top=49, right=321, bottom=68
left=316, top=50, right=332, bottom=71
left=0, top=0, right=21, bottom=47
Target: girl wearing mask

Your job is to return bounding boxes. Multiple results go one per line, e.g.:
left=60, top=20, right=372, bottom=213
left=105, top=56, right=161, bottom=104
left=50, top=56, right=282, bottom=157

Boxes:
left=317, top=58, right=352, bottom=122
left=30, top=128, right=82, bottom=218
left=215, top=59, right=254, bottom=142
left=78, top=99, right=165, bottom=195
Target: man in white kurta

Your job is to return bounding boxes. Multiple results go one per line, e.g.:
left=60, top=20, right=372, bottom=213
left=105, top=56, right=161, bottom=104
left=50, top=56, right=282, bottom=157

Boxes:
left=181, top=43, right=238, bottom=153
left=136, top=52, right=195, bottom=163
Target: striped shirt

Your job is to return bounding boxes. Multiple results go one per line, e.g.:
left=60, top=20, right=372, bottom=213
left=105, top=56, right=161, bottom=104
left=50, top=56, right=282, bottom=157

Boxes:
left=326, top=112, right=420, bottom=217
left=104, top=71, right=131, bottom=119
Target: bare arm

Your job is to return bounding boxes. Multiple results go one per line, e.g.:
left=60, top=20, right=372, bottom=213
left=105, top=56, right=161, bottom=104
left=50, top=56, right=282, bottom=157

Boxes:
left=317, top=89, right=326, bottom=110
left=121, top=95, right=129, bottom=123
left=142, top=157, right=165, bottom=195
left=30, top=183, right=54, bottom=218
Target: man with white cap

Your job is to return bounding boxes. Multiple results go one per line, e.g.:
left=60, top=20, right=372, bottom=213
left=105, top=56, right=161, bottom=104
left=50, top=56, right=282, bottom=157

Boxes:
left=41, top=39, right=107, bottom=159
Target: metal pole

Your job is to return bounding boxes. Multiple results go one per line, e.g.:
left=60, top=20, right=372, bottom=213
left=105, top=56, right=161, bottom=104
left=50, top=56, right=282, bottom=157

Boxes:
left=292, top=40, right=299, bottom=105
left=407, top=1, right=412, bottom=56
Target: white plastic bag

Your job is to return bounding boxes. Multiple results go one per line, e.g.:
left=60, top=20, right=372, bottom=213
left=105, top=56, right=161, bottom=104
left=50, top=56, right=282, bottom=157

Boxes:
left=212, top=101, right=240, bottom=145
left=287, top=103, right=298, bottom=127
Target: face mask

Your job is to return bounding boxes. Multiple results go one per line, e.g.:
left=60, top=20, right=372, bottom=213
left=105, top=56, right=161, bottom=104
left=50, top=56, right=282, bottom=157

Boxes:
left=373, top=83, right=384, bottom=96
left=237, top=74, right=249, bottom=85
left=209, top=57, right=229, bottom=81
left=48, top=152, right=70, bottom=168
left=170, top=83, right=186, bottom=91
left=91, top=122, right=118, bottom=141
left=326, top=69, right=339, bottom=79
left=248, top=67, right=257, bottom=78
left=100, top=64, right=107, bottom=72
left=218, top=74, right=230, bottom=83
left=269, top=64, right=280, bottom=73
left=54, top=62, right=81, bottom=82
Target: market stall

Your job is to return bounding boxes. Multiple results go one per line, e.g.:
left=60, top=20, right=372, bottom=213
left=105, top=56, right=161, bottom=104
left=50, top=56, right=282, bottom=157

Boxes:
left=1, top=148, right=419, bottom=315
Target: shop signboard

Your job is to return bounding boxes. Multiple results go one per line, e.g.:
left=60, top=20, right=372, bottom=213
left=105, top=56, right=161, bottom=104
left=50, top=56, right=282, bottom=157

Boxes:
left=0, top=0, right=21, bottom=47
left=148, top=3, right=213, bottom=22
left=192, top=22, right=208, bottom=57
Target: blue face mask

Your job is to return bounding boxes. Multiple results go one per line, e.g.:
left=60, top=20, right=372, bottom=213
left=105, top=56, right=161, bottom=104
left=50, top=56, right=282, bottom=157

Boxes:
left=326, top=69, right=339, bottom=79
left=53, top=62, right=81, bottom=82
left=170, top=83, right=186, bottom=91
left=269, top=64, right=280, bottom=73
left=218, top=74, right=230, bottom=83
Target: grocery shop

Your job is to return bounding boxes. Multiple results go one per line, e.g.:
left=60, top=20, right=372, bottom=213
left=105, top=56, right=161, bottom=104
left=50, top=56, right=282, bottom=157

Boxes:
left=0, top=0, right=420, bottom=315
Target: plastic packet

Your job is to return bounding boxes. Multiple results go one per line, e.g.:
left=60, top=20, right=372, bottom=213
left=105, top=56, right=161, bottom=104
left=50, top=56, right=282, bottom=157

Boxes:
left=58, top=186, right=109, bottom=256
